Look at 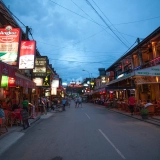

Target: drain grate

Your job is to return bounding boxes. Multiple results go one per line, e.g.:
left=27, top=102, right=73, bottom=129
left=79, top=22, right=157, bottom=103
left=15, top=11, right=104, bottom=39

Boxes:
left=52, top=156, right=63, bottom=160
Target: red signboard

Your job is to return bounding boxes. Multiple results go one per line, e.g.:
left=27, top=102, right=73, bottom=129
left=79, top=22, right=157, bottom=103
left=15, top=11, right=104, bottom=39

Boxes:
left=8, top=77, right=16, bottom=87
left=0, top=25, right=21, bottom=65
left=19, top=40, right=36, bottom=69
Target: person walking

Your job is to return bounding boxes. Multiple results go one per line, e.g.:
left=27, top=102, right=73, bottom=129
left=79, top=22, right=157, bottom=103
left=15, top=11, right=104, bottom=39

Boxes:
left=62, top=98, right=66, bottom=111
left=128, top=94, right=136, bottom=115
left=78, top=97, right=82, bottom=107
left=75, top=97, right=78, bottom=108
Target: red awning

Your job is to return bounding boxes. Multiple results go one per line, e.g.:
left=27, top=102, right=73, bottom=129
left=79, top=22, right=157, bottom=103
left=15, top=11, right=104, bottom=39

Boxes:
left=15, top=72, right=36, bottom=88
left=0, top=62, right=16, bottom=78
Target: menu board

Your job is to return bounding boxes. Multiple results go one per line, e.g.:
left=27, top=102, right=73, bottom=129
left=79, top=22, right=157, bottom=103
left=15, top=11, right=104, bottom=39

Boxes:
left=32, top=56, right=47, bottom=77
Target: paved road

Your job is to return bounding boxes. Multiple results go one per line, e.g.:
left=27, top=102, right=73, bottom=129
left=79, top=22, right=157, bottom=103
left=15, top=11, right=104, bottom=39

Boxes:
left=0, top=102, right=160, bottom=160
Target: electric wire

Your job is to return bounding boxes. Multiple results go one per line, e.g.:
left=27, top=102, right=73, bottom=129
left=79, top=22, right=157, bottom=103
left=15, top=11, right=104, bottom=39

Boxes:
left=91, top=0, right=131, bottom=46
left=85, top=0, right=129, bottom=48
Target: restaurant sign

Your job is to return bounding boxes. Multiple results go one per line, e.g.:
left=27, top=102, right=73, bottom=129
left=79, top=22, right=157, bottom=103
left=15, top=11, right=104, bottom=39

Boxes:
left=0, top=25, right=21, bottom=65
left=19, top=40, right=36, bottom=69
left=32, top=56, right=47, bottom=77
left=135, top=65, right=160, bottom=76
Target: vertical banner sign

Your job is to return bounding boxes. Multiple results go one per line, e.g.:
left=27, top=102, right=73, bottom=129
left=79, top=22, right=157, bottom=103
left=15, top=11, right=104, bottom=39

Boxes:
left=19, top=40, right=36, bottom=69
left=8, top=77, right=16, bottom=87
left=32, top=56, right=47, bottom=77
left=0, top=25, right=21, bottom=65
left=1, top=75, right=8, bottom=88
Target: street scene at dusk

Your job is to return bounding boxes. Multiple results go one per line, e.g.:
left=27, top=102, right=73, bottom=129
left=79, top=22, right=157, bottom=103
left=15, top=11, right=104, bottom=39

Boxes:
left=0, top=0, right=160, bottom=160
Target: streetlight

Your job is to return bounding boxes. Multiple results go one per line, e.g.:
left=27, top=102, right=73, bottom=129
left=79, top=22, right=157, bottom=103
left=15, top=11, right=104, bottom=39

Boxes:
left=82, top=69, right=91, bottom=78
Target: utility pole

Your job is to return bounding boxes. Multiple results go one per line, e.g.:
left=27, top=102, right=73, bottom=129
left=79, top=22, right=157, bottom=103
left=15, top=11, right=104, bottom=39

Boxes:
left=25, top=26, right=29, bottom=40
left=137, top=38, right=143, bottom=66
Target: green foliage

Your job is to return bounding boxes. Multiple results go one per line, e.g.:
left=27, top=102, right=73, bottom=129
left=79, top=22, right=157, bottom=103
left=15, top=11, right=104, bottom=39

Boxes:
left=140, top=108, right=149, bottom=115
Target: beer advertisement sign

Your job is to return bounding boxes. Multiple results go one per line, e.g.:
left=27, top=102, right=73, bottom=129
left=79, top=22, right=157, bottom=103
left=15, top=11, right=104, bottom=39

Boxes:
left=19, top=40, right=36, bottom=69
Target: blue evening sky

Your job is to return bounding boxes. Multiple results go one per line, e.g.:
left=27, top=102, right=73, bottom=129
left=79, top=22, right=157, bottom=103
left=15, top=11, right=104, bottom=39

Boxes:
left=3, top=0, right=160, bottom=84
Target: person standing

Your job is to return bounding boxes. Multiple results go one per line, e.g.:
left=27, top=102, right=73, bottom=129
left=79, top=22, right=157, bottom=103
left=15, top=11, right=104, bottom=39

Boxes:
left=22, top=98, right=29, bottom=112
left=62, top=98, right=66, bottom=111
left=128, top=94, right=136, bottom=115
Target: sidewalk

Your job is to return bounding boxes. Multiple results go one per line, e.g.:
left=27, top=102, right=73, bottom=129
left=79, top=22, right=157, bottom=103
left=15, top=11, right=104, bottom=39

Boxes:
left=0, top=111, right=54, bottom=155
left=96, top=104, right=160, bottom=127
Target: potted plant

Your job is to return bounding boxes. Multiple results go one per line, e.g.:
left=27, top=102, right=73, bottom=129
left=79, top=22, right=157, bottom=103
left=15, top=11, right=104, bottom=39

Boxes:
left=140, top=108, right=149, bottom=119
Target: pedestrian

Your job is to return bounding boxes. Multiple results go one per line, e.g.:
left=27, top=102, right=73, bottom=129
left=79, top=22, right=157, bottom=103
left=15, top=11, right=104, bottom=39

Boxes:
left=75, top=97, right=78, bottom=108
left=68, top=98, right=71, bottom=107
left=62, top=98, right=66, bottom=111
left=128, top=94, right=136, bottom=115
left=78, top=97, right=82, bottom=107
left=22, top=98, right=29, bottom=112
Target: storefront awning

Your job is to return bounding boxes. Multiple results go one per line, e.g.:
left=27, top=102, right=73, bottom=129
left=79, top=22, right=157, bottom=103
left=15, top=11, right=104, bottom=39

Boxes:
left=106, top=72, right=134, bottom=85
left=106, top=65, right=160, bottom=86
left=15, top=73, right=36, bottom=88
left=106, top=86, right=135, bottom=90
left=0, top=62, right=16, bottom=78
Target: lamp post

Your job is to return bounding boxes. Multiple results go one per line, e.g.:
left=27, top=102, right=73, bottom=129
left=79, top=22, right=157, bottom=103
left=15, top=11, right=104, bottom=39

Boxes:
left=82, top=69, right=91, bottom=78
left=70, top=81, right=76, bottom=96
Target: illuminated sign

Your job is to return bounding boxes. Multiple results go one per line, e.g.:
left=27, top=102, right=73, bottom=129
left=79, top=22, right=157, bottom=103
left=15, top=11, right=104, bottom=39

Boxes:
left=19, top=40, right=36, bottom=69
left=42, top=75, right=50, bottom=87
left=0, top=25, right=21, bottom=65
left=101, top=76, right=106, bottom=83
left=51, top=87, right=57, bottom=95
left=32, top=56, right=47, bottom=77
left=117, top=74, right=124, bottom=79
left=51, top=80, right=59, bottom=88
left=33, top=78, right=43, bottom=86
left=1, top=75, right=8, bottom=88
left=8, top=77, right=16, bottom=87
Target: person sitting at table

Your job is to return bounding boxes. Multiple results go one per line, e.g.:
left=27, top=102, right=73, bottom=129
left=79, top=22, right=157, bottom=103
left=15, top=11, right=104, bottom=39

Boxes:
left=144, top=100, right=153, bottom=108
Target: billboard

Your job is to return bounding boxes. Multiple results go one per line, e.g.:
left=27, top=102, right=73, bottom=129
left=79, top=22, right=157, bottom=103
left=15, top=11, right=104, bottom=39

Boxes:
left=0, top=25, right=21, bottom=65
left=32, top=56, right=47, bottom=77
left=19, top=40, right=36, bottom=69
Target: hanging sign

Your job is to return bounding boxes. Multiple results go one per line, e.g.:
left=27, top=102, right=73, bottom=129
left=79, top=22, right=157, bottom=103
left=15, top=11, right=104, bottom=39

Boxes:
left=32, top=56, right=47, bottom=77
left=0, top=25, right=21, bottom=65
left=1, top=75, right=8, bottom=88
left=33, top=78, right=43, bottom=86
left=8, top=77, right=16, bottom=87
left=19, top=40, right=36, bottom=69
left=135, top=65, right=160, bottom=76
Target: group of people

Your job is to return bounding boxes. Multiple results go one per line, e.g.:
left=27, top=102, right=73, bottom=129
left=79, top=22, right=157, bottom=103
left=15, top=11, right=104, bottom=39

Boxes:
left=75, top=97, right=82, bottom=108
left=128, top=95, right=160, bottom=115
